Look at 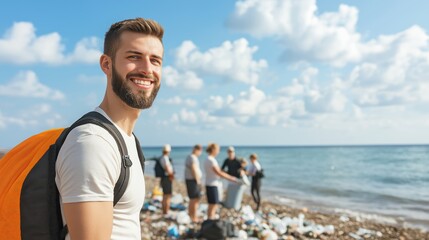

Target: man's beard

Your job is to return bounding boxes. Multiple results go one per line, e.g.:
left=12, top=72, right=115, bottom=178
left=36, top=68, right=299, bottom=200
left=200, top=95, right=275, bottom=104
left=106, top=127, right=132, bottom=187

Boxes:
left=111, top=65, right=160, bottom=109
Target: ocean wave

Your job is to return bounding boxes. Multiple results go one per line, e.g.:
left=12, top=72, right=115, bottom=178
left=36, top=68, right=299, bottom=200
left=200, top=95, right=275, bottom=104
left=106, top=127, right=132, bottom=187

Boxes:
left=333, top=208, right=399, bottom=225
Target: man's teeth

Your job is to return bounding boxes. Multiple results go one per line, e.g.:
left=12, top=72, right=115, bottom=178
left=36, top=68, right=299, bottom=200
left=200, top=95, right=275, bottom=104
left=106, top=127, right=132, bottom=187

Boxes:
left=132, top=79, right=152, bottom=86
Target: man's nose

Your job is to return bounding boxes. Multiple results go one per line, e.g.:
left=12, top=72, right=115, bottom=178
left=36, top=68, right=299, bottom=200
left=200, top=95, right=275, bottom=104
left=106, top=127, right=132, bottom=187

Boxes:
left=137, top=58, right=152, bottom=75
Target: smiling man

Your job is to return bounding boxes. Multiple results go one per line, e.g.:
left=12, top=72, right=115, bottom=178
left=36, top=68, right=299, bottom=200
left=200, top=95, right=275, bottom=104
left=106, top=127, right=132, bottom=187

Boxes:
left=55, top=18, right=164, bottom=240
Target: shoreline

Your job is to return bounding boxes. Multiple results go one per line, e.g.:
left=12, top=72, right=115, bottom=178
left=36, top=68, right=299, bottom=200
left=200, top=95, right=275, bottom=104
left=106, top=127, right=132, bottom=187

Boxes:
left=263, top=189, right=429, bottom=232
left=142, top=175, right=428, bottom=239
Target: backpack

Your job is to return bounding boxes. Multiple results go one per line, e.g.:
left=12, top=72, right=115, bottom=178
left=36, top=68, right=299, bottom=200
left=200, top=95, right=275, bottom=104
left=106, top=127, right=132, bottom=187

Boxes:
left=197, top=219, right=236, bottom=240
left=154, top=158, right=165, bottom=178
left=154, top=156, right=173, bottom=178
left=255, top=169, right=265, bottom=178
left=0, top=111, right=145, bottom=240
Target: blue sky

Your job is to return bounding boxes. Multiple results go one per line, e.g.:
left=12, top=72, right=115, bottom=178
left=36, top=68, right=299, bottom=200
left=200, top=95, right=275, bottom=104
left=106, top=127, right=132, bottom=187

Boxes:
left=1, top=0, right=429, bottom=148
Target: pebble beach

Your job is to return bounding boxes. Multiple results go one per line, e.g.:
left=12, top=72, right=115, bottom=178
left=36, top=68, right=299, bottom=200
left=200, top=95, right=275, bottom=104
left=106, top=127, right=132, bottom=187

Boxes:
left=141, top=176, right=428, bottom=240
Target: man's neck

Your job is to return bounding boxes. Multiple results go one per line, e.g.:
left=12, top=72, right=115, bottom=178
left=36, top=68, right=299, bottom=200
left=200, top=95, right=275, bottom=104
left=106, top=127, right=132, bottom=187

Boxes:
left=99, top=98, right=141, bottom=136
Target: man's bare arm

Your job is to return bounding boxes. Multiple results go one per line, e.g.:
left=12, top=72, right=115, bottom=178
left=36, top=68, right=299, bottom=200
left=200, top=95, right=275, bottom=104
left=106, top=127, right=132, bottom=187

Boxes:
left=191, top=163, right=201, bottom=184
left=212, top=165, right=237, bottom=182
left=63, top=201, right=113, bottom=240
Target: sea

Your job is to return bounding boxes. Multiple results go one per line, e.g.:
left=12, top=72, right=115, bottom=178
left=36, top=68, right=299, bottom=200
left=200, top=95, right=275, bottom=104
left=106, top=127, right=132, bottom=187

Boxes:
left=141, top=145, right=429, bottom=231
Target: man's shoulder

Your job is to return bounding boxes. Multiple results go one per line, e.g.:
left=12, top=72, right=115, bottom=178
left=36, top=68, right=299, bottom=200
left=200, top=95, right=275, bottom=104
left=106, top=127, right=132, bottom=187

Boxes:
left=65, top=123, right=118, bottom=150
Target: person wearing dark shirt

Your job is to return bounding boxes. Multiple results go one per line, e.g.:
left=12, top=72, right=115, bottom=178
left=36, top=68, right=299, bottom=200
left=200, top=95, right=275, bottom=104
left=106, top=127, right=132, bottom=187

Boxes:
left=221, top=146, right=242, bottom=178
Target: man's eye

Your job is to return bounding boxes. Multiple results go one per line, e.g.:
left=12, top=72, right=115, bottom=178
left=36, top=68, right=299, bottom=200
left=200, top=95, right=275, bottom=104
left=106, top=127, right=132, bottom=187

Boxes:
left=128, top=55, right=140, bottom=60
left=152, top=59, right=162, bottom=65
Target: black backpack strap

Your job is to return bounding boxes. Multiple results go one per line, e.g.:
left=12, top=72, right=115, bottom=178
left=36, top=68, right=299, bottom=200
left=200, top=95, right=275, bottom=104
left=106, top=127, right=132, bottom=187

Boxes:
left=63, top=111, right=132, bottom=205
left=133, top=133, right=145, bottom=174
left=57, top=111, right=133, bottom=239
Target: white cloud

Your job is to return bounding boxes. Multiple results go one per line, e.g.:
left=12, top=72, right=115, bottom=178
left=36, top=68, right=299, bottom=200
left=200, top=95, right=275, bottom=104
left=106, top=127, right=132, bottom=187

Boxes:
left=203, top=86, right=297, bottom=126
left=65, top=37, right=101, bottom=64
left=0, top=22, right=101, bottom=65
left=166, top=71, right=350, bottom=129
left=167, top=108, right=236, bottom=130
left=0, top=112, right=36, bottom=129
left=0, top=103, right=60, bottom=129
left=174, top=39, right=267, bottom=84
left=226, top=86, right=266, bottom=116
left=0, top=71, right=65, bottom=100
left=228, top=0, right=362, bottom=66
left=304, top=88, right=348, bottom=113
left=277, top=67, right=348, bottom=114
left=228, top=0, right=429, bottom=77
left=171, top=109, right=198, bottom=124
left=348, top=26, right=429, bottom=107
left=163, top=66, right=203, bottom=90
left=164, top=96, right=197, bottom=107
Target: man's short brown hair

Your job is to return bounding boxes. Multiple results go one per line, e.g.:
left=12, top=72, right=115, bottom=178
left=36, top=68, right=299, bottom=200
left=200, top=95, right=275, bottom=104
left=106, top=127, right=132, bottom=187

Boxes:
left=104, top=18, right=164, bottom=58
left=193, top=144, right=202, bottom=151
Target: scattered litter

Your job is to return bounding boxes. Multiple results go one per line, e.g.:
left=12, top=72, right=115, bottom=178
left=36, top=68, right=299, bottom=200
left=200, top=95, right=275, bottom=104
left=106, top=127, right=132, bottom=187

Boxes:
left=176, top=211, right=191, bottom=225
left=354, top=227, right=383, bottom=238
left=340, top=215, right=350, bottom=222
left=167, top=224, right=179, bottom=238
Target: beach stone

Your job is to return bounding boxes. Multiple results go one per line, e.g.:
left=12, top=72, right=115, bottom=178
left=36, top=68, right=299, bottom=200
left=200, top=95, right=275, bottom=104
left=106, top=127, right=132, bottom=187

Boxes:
left=269, top=208, right=278, bottom=215
left=140, top=176, right=429, bottom=240
left=141, top=233, right=151, bottom=240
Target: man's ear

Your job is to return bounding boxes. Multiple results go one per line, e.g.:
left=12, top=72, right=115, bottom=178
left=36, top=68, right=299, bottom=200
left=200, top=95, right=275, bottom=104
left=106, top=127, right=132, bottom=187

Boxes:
left=100, top=54, right=112, bottom=74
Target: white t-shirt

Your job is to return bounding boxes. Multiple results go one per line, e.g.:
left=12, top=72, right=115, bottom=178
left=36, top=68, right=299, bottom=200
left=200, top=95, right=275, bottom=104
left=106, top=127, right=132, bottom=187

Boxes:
left=204, top=156, right=220, bottom=187
left=55, top=108, right=145, bottom=240
left=248, top=161, right=262, bottom=176
left=185, top=154, right=201, bottom=180
left=159, top=155, right=172, bottom=176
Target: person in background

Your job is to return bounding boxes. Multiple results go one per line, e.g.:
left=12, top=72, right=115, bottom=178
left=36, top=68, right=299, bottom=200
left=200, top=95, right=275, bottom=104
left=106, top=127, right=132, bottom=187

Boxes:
left=204, top=143, right=238, bottom=219
left=160, top=144, right=174, bottom=217
left=221, top=146, right=241, bottom=178
left=56, top=18, right=164, bottom=239
left=184, top=144, right=203, bottom=223
left=238, top=157, right=248, bottom=177
left=247, top=153, right=263, bottom=211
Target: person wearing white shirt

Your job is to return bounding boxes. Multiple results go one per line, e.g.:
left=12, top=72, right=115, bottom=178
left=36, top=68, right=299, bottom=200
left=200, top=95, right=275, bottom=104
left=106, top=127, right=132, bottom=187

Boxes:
left=184, top=144, right=203, bottom=223
left=56, top=18, right=164, bottom=240
left=159, top=144, right=174, bottom=216
left=247, top=153, right=263, bottom=211
left=204, top=143, right=238, bottom=219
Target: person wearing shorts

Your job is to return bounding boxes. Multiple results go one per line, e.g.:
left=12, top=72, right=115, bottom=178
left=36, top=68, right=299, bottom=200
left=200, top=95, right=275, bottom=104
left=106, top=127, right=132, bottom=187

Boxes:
left=184, top=144, right=203, bottom=222
left=159, top=144, right=174, bottom=216
left=204, top=143, right=238, bottom=219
